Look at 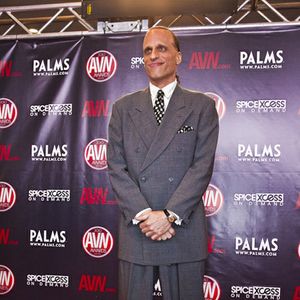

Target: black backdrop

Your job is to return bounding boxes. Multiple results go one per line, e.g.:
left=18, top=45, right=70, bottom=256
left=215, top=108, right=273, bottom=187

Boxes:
left=1, top=26, right=300, bottom=300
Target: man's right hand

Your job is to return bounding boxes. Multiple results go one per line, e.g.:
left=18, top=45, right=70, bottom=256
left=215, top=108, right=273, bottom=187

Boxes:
left=136, top=210, right=176, bottom=241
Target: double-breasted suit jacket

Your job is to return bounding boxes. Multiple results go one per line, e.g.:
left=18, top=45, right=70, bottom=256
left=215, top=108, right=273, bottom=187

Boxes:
left=108, top=84, right=219, bottom=265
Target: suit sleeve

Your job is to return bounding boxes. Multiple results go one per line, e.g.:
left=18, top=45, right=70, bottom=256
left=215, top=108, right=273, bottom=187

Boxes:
left=165, top=98, right=219, bottom=224
left=107, top=102, right=151, bottom=224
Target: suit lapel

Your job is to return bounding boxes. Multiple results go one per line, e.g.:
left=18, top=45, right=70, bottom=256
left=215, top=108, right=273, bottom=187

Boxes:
left=128, top=88, right=158, bottom=149
left=141, top=85, right=193, bottom=172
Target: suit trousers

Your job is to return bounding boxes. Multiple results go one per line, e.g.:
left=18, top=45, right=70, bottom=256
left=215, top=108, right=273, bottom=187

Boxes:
left=118, top=259, right=205, bottom=300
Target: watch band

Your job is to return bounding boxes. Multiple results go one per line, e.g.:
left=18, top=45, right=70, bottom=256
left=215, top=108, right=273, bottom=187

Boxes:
left=163, top=209, right=177, bottom=223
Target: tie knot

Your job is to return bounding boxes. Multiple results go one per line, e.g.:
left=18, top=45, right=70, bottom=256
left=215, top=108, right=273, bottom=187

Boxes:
left=157, top=89, right=164, bottom=99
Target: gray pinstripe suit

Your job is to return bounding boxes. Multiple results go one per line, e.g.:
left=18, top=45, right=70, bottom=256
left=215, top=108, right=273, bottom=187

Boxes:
left=108, top=84, right=219, bottom=298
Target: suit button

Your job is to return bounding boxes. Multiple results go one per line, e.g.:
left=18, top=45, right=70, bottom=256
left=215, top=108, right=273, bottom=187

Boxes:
left=176, top=147, right=182, bottom=152
left=141, top=176, right=146, bottom=182
left=135, top=147, right=140, bottom=153
left=168, top=177, right=174, bottom=183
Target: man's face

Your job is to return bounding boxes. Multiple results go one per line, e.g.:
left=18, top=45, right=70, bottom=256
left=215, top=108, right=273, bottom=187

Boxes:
left=143, top=28, right=182, bottom=88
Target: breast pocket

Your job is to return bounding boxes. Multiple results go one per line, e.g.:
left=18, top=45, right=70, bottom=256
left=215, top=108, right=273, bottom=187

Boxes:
left=173, top=130, right=197, bottom=154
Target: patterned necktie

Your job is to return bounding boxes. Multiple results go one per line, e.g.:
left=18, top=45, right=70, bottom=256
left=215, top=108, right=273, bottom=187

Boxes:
left=153, top=89, right=165, bottom=125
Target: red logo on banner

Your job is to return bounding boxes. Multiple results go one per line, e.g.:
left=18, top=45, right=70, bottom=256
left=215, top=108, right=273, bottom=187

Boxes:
left=82, top=100, right=110, bottom=118
left=293, top=287, right=300, bottom=300
left=0, top=145, right=20, bottom=161
left=81, top=100, right=110, bottom=118
left=202, top=184, right=224, bottom=217
left=0, top=98, right=17, bottom=128
left=205, top=92, right=226, bottom=120
left=78, top=274, right=116, bottom=293
left=188, top=51, right=230, bottom=70
left=0, top=60, right=21, bottom=77
left=203, top=275, right=221, bottom=300
left=86, top=50, right=117, bottom=82
left=0, top=182, right=16, bottom=212
left=0, top=265, right=15, bottom=295
left=80, top=187, right=117, bottom=205
left=0, top=228, right=18, bottom=246
left=82, top=226, right=114, bottom=258
left=84, top=139, right=108, bottom=170
left=208, top=235, right=225, bottom=254
left=295, top=193, right=300, bottom=209
left=0, top=60, right=12, bottom=77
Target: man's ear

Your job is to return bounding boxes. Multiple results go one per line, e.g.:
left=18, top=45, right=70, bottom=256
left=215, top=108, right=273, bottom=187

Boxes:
left=176, top=52, right=182, bottom=65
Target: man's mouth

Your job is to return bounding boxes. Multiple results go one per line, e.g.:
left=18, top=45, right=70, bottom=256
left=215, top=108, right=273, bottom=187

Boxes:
left=148, top=62, right=163, bottom=68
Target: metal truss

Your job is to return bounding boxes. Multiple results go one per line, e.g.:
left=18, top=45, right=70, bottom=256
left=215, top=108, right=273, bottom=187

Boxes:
left=0, top=0, right=300, bottom=39
left=0, top=2, right=95, bottom=38
left=154, top=0, right=300, bottom=27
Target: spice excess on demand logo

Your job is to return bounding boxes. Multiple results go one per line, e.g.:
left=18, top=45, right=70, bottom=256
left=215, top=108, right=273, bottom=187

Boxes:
left=130, top=56, right=144, bottom=69
left=29, top=230, right=67, bottom=248
left=0, top=98, right=18, bottom=129
left=236, top=99, right=286, bottom=113
left=30, top=104, right=72, bottom=116
left=0, top=265, right=15, bottom=295
left=231, top=286, right=281, bottom=299
left=0, top=182, right=16, bottom=212
left=33, top=58, right=70, bottom=76
left=31, top=144, right=68, bottom=161
left=86, top=50, right=117, bottom=82
left=27, top=275, right=69, bottom=288
left=235, top=237, right=278, bottom=257
left=240, top=50, right=283, bottom=70
left=28, top=190, right=70, bottom=202
left=234, top=193, right=284, bottom=206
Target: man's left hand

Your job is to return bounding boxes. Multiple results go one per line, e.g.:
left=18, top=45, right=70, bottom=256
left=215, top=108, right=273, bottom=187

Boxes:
left=136, top=210, right=172, bottom=240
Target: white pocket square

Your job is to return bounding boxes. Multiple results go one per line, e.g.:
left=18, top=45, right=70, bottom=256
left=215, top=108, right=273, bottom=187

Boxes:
left=177, top=125, right=194, bottom=133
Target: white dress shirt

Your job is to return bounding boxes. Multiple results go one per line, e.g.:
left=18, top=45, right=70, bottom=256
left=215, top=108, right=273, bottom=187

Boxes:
left=149, top=80, right=177, bottom=111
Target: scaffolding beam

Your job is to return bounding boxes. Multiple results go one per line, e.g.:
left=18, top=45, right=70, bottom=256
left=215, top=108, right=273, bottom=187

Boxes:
left=0, top=1, right=300, bottom=39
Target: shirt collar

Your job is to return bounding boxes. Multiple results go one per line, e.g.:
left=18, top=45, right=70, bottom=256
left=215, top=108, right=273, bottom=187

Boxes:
left=149, top=80, right=177, bottom=102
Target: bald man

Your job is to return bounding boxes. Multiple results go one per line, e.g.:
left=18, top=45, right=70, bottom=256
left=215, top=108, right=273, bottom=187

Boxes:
left=108, top=26, right=219, bottom=300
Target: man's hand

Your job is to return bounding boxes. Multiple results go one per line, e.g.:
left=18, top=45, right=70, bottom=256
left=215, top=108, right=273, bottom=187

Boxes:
left=156, top=227, right=176, bottom=241
left=136, top=210, right=175, bottom=240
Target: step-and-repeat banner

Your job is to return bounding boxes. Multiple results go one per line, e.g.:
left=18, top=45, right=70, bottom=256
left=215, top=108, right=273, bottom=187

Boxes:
left=0, top=27, right=299, bottom=300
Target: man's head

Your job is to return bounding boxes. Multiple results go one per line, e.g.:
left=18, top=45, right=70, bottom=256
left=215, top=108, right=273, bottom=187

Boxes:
left=143, top=26, right=182, bottom=88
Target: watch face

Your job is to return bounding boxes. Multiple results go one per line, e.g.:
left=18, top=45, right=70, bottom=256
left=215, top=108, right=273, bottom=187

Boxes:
left=168, top=216, right=176, bottom=223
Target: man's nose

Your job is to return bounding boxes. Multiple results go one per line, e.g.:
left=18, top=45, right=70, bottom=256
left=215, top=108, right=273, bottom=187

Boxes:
left=150, top=49, right=158, bottom=60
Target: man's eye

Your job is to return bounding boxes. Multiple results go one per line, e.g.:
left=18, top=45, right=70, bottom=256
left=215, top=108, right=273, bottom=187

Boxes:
left=158, top=46, right=166, bottom=52
left=144, top=48, right=151, bottom=55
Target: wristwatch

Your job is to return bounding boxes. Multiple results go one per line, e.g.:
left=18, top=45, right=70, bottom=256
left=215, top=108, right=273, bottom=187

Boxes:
left=163, top=209, right=177, bottom=223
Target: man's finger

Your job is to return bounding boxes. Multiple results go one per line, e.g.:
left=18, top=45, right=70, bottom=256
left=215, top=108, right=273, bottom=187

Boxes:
left=135, top=213, right=149, bottom=222
left=169, top=227, right=176, bottom=236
